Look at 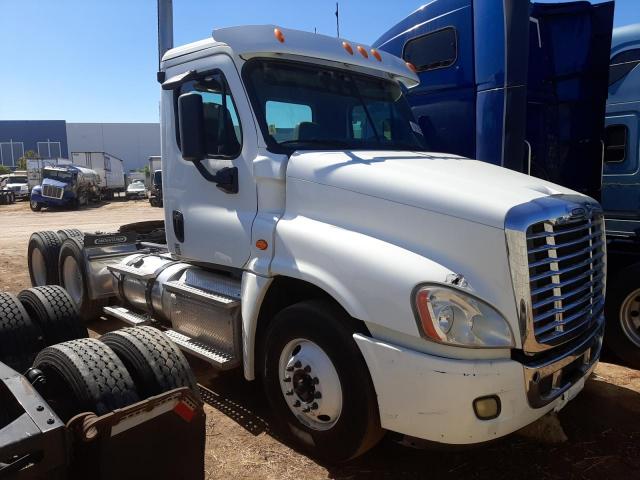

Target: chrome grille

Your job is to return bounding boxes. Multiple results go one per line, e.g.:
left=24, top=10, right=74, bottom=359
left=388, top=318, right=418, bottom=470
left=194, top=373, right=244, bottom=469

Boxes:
left=525, top=213, right=605, bottom=346
left=42, top=184, right=63, bottom=199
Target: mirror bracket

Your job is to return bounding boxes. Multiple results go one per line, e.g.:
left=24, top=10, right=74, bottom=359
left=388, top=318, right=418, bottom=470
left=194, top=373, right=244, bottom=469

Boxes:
left=192, top=162, right=238, bottom=194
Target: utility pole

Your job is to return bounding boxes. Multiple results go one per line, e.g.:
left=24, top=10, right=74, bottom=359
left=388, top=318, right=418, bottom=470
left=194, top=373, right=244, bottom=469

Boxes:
left=335, top=2, right=340, bottom=37
left=157, top=0, right=174, bottom=69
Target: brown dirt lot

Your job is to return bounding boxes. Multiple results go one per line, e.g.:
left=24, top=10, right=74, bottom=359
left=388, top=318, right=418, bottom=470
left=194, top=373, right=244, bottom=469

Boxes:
left=1, top=200, right=639, bottom=479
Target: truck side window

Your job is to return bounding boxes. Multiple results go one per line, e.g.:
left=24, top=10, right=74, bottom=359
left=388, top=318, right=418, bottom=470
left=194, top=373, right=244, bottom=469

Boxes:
left=402, top=27, right=457, bottom=72
left=604, top=125, right=628, bottom=163
left=266, top=101, right=312, bottom=142
left=609, top=48, right=640, bottom=86
left=175, top=72, right=242, bottom=158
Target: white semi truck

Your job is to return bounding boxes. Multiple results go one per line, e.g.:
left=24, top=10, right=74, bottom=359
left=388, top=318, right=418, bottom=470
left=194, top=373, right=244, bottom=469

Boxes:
left=29, top=26, right=606, bottom=461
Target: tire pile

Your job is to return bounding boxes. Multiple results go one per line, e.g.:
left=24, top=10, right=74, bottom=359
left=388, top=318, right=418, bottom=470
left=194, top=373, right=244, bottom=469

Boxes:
left=0, top=285, right=199, bottom=422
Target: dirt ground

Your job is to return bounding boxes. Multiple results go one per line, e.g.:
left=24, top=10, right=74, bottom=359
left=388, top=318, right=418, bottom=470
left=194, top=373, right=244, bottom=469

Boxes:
left=1, top=199, right=639, bottom=479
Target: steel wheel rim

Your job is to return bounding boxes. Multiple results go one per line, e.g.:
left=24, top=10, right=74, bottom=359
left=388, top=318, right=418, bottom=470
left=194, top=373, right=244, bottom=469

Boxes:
left=62, top=256, right=84, bottom=306
left=31, top=248, right=47, bottom=286
left=620, top=288, right=640, bottom=348
left=278, top=338, right=342, bottom=431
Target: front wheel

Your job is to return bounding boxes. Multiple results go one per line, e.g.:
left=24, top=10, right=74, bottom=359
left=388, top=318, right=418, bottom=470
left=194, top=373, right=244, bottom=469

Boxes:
left=605, top=265, right=640, bottom=369
left=30, top=199, right=42, bottom=211
left=262, top=299, right=382, bottom=462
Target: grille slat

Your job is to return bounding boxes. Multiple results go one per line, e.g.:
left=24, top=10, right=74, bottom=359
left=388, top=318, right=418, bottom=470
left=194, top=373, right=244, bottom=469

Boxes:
left=526, top=211, right=605, bottom=346
left=529, top=240, right=604, bottom=268
left=529, top=251, right=604, bottom=282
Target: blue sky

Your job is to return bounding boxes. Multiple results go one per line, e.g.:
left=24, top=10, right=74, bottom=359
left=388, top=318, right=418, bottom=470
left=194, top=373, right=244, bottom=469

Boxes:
left=0, top=0, right=637, bottom=123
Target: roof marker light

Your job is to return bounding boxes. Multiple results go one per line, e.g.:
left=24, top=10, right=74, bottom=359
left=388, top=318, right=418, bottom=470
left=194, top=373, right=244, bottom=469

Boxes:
left=342, top=41, right=354, bottom=55
left=356, top=45, right=369, bottom=58
left=370, top=48, right=382, bottom=62
left=274, top=28, right=285, bottom=43
left=406, top=61, right=417, bottom=73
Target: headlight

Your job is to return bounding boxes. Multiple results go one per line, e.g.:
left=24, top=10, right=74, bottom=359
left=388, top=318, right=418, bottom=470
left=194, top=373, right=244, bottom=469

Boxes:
left=413, top=284, right=514, bottom=348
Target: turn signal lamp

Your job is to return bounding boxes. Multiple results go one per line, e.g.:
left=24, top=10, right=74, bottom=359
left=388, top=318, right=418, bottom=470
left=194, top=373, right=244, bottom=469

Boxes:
left=274, top=28, right=285, bottom=43
left=342, top=41, right=354, bottom=55
left=406, top=61, right=417, bottom=73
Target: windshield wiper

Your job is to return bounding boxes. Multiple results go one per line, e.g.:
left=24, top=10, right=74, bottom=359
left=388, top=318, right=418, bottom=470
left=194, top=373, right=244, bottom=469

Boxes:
left=279, top=139, right=352, bottom=148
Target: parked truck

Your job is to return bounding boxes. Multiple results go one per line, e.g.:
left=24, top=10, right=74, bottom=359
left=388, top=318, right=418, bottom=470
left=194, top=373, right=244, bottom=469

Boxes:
left=29, top=165, right=101, bottom=211
left=71, top=152, right=126, bottom=199
left=374, top=1, right=640, bottom=364
left=600, top=23, right=640, bottom=368
left=27, top=158, right=72, bottom=191
left=1, top=171, right=30, bottom=200
left=28, top=26, right=605, bottom=461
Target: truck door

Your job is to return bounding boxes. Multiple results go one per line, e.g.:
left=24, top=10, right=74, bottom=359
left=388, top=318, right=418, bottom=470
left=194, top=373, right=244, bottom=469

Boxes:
left=161, top=54, right=258, bottom=268
left=602, top=45, right=640, bottom=234
left=526, top=1, right=614, bottom=200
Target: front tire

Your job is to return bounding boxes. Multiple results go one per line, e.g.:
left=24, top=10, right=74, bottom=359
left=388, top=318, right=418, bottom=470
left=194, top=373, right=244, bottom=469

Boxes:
left=30, top=199, right=42, bottom=211
left=606, top=265, right=640, bottom=369
left=262, top=299, right=382, bottom=462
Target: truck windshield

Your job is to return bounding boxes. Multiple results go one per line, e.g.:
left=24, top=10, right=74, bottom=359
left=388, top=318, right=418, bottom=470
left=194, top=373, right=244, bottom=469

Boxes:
left=243, top=60, right=427, bottom=153
left=8, top=176, right=27, bottom=184
left=43, top=169, right=73, bottom=182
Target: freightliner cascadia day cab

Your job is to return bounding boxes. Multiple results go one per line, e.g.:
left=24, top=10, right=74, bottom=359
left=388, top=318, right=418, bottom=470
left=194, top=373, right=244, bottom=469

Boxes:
left=32, top=26, right=606, bottom=461
left=602, top=23, right=640, bottom=367
left=375, top=2, right=640, bottom=365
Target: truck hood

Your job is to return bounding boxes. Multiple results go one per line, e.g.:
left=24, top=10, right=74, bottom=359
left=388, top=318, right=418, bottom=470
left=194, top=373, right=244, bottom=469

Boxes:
left=286, top=150, right=582, bottom=229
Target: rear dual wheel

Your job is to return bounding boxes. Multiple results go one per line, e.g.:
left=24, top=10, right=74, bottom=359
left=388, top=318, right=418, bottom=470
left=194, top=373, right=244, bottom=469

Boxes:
left=606, top=265, right=640, bottom=369
left=27, top=231, right=62, bottom=286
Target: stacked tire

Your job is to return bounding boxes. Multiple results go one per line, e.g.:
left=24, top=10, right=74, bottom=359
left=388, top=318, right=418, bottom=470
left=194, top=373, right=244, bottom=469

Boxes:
left=32, top=326, right=199, bottom=421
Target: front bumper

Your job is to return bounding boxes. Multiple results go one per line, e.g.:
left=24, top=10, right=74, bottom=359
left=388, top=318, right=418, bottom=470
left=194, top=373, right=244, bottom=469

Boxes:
left=353, top=324, right=602, bottom=444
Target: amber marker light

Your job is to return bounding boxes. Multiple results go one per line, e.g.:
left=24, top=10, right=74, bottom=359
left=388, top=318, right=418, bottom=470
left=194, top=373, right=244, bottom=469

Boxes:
left=356, top=45, right=369, bottom=58
left=371, top=48, right=382, bottom=61
left=415, top=289, right=442, bottom=341
left=406, top=61, right=417, bottom=73
left=342, top=41, right=354, bottom=55
left=274, top=28, right=285, bottom=43
left=256, top=239, right=269, bottom=250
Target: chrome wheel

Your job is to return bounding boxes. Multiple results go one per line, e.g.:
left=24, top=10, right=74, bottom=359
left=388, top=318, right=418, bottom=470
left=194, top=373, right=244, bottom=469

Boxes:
left=30, top=248, right=47, bottom=286
left=62, top=256, right=84, bottom=306
left=620, top=288, right=640, bottom=348
left=278, top=338, right=342, bottom=431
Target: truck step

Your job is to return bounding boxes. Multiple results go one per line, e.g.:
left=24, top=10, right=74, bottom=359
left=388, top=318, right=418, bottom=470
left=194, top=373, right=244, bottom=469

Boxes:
left=103, top=306, right=151, bottom=326
left=164, top=330, right=239, bottom=370
left=107, top=263, right=156, bottom=281
left=164, top=281, right=239, bottom=309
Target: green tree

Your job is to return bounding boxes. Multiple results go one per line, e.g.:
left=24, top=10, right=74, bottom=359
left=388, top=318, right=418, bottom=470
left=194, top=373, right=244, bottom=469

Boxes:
left=16, top=150, right=40, bottom=170
left=0, top=165, right=10, bottom=175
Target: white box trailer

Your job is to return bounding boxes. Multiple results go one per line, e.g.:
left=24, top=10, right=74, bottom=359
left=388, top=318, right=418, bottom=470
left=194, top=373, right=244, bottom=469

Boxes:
left=71, top=152, right=126, bottom=198
left=26, top=158, right=72, bottom=190
left=147, top=156, right=161, bottom=187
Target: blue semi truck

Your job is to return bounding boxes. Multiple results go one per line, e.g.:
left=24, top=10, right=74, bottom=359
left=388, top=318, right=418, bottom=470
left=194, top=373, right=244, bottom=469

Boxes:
left=29, top=165, right=101, bottom=211
left=376, top=1, right=640, bottom=368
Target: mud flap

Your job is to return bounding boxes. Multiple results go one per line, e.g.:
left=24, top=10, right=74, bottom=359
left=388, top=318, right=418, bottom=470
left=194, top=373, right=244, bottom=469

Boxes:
left=66, top=388, right=205, bottom=480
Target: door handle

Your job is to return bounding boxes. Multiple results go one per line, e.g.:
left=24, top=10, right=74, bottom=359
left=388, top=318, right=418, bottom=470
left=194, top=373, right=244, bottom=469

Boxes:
left=192, top=162, right=238, bottom=194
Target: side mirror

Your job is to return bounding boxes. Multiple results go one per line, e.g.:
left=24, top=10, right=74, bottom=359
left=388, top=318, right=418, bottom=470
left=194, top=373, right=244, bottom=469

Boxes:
left=178, top=92, right=206, bottom=161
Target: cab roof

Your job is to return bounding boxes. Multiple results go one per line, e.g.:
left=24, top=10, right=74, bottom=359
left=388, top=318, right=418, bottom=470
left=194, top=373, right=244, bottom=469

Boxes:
left=162, top=25, right=419, bottom=87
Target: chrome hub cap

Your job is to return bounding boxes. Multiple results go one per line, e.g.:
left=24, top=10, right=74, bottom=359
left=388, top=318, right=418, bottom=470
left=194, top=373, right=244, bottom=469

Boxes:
left=620, top=288, right=640, bottom=348
left=62, top=256, right=84, bottom=306
left=31, top=248, right=47, bottom=286
left=279, top=339, right=342, bottom=431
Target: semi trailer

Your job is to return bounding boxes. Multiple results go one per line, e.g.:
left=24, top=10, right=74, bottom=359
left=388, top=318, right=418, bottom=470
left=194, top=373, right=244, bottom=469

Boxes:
left=27, top=25, right=605, bottom=461
left=71, top=152, right=126, bottom=200
left=374, top=1, right=640, bottom=366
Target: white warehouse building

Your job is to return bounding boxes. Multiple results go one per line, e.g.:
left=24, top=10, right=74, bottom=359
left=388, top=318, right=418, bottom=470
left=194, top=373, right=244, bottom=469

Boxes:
left=66, top=123, right=160, bottom=171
